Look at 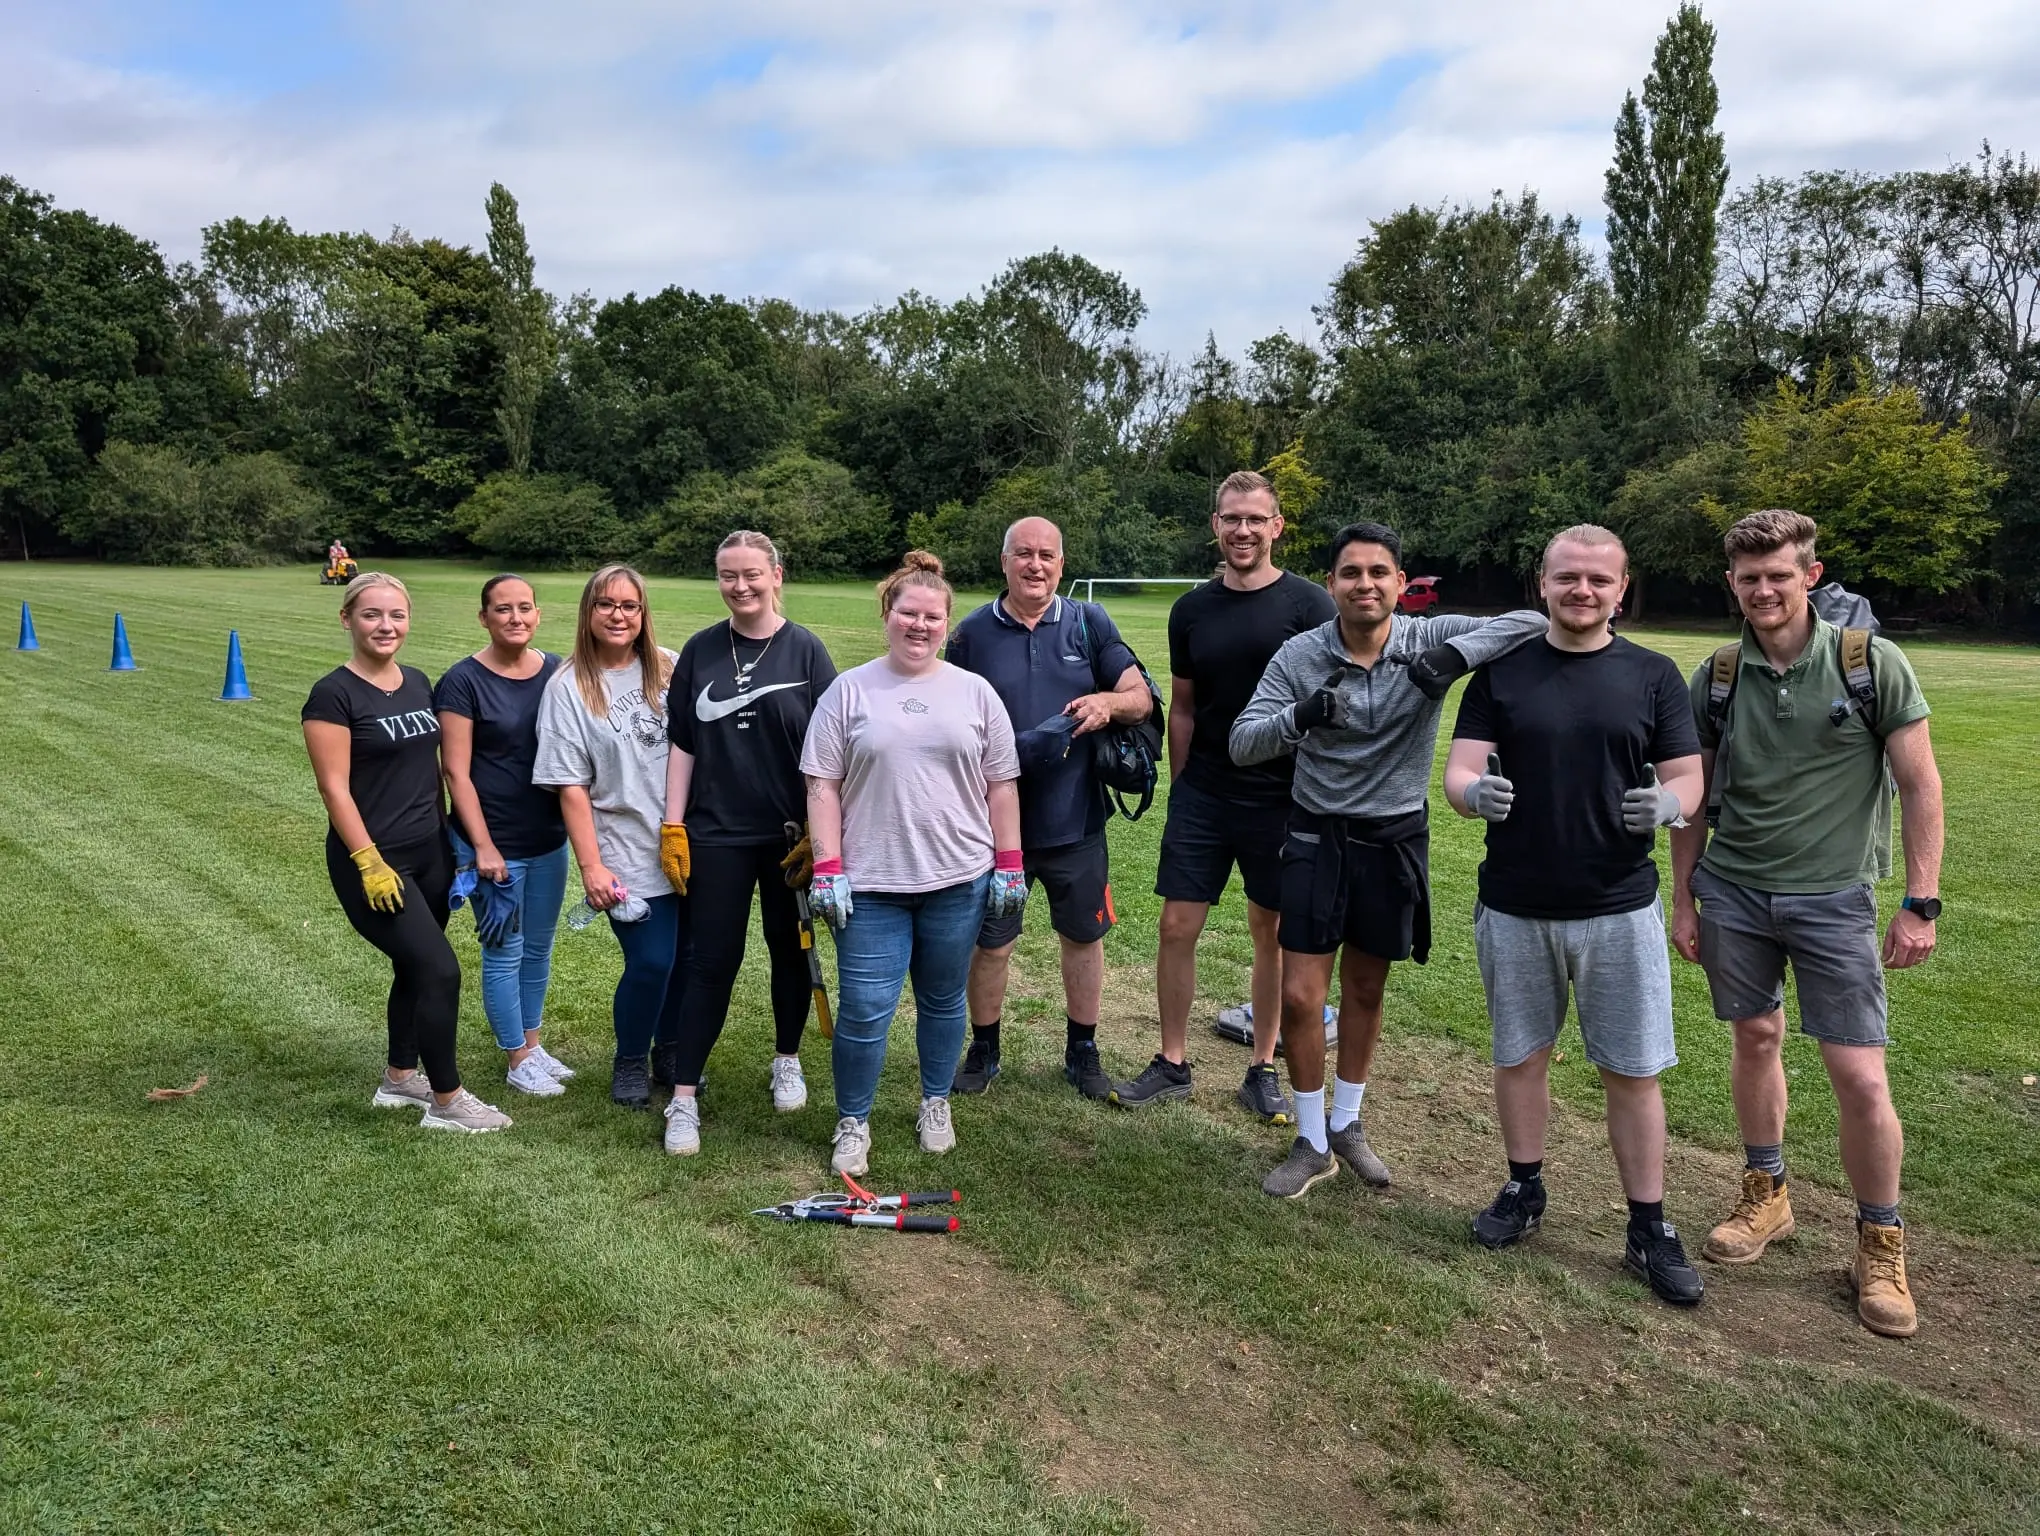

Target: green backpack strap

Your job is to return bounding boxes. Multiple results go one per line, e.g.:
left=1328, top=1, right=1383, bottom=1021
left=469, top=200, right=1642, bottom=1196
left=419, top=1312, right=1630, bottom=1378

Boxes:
left=1703, top=642, right=1740, bottom=829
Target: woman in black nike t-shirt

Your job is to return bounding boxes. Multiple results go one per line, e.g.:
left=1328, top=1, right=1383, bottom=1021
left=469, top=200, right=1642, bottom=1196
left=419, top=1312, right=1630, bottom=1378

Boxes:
left=654, top=531, right=838, bottom=1155
left=302, top=572, right=509, bottom=1134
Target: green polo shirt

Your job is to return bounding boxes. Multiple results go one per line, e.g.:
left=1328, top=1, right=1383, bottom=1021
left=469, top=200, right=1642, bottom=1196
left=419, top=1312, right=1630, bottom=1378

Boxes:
left=1689, top=616, right=1929, bottom=894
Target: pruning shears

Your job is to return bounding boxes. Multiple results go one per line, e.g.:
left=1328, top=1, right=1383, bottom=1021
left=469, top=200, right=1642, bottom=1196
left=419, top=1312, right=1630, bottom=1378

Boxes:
left=752, top=1172, right=962, bottom=1234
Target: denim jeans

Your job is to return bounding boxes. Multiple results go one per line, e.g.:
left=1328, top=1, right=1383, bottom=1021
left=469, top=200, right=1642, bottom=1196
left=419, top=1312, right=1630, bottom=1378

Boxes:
left=830, top=874, right=988, bottom=1120
left=477, top=844, right=570, bottom=1051
left=610, top=892, right=689, bottom=1061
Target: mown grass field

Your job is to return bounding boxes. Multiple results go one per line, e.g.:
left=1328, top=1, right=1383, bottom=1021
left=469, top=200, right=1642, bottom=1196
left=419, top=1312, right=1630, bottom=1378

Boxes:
left=3, top=560, right=2037, bottom=1534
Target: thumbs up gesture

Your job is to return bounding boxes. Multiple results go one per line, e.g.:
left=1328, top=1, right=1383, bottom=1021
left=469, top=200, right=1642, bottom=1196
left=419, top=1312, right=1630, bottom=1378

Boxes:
left=1464, top=751, right=1515, bottom=823
left=1622, top=763, right=1685, bottom=836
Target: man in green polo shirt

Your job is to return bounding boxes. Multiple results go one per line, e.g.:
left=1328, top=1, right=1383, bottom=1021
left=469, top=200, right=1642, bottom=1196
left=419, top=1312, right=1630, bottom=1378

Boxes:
left=1670, top=509, right=1944, bottom=1339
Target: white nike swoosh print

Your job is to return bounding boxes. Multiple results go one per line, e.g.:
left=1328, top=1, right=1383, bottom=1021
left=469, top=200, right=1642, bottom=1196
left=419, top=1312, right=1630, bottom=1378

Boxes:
left=696, top=680, right=802, bottom=722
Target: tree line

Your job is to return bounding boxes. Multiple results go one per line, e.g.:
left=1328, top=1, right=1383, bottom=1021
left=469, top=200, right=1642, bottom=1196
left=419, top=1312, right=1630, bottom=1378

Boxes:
left=3, top=7, right=2033, bottom=620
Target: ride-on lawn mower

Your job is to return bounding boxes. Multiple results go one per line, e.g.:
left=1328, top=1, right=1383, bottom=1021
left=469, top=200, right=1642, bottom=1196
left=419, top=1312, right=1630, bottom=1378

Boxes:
left=320, top=557, right=359, bottom=585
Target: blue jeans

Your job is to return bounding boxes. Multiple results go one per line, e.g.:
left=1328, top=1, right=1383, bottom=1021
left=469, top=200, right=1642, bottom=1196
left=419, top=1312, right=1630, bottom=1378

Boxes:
left=610, top=892, right=690, bottom=1061
left=477, top=844, right=570, bottom=1051
left=831, top=875, right=988, bottom=1119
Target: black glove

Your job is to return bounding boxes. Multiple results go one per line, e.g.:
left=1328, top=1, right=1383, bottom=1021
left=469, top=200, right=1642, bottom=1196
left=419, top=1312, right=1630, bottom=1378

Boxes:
left=1294, top=668, right=1348, bottom=732
left=1405, top=643, right=1469, bottom=701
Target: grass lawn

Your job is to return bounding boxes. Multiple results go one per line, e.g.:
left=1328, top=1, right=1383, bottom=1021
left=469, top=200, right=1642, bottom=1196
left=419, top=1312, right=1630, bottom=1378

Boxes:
left=3, top=559, right=2037, bottom=1534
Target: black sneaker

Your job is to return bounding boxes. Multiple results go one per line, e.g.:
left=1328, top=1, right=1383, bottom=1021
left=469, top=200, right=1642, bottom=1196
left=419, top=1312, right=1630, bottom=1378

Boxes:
left=610, top=1055, right=651, bottom=1108
left=1624, top=1220, right=1705, bottom=1306
left=1235, top=1063, right=1291, bottom=1124
left=1472, top=1179, right=1546, bottom=1249
left=1064, top=1040, right=1113, bottom=1102
left=650, top=1040, right=678, bottom=1090
left=951, top=1037, right=1001, bottom=1095
left=1110, top=1054, right=1193, bottom=1108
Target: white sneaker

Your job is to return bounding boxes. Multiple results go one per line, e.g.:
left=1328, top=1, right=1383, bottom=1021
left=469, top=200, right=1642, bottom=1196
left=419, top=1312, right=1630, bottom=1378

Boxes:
left=917, top=1095, right=956, bottom=1154
left=831, top=1116, right=871, bottom=1176
left=419, top=1090, right=513, bottom=1134
left=770, top=1055, right=807, bottom=1113
left=506, top=1055, right=565, bottom=1097
left=662, top=1094, right=701, bottom=1156
left=370, top=1072, right=434, bottom=1110
left=531, top=1043, right=575, bottom=1081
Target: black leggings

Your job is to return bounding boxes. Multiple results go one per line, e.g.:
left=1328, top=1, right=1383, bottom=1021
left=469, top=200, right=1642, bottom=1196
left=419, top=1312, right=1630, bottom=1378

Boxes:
left=326, top=829, right=462, bottom=1093
left=667, top=841, right=810, bottom=1087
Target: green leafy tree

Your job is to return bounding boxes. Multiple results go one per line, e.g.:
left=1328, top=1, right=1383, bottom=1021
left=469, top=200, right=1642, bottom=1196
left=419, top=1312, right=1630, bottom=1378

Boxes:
left=1171, top=333, right=1255, bottom=488
left=68, top=442, right=325, bottom=564
left=1734, top=366, right=2002, bottom=592
left=484, top=184, right=553, bottom=475
left=645, top=449, right=894, bottom=578
left=454, top=471, right=624, bottom=565
left=1604, top=3, right=1729, bottom=437
left=1608, top=436, right=1741, bottom=609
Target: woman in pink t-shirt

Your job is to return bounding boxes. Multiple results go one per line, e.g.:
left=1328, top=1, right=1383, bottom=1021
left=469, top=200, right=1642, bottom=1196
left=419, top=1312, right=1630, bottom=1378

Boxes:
left=800, top=552, right=1024, bottom=1175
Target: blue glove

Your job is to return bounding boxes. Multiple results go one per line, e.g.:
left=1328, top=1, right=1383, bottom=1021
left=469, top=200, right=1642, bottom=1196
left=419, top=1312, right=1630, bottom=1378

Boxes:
left=446, top=826, right=479, bottom=910
left=986, top=868, right=1028, bottom=920
left=810, top=872, right=853, bottom=932
left=473, top=863, right=524, bottom=948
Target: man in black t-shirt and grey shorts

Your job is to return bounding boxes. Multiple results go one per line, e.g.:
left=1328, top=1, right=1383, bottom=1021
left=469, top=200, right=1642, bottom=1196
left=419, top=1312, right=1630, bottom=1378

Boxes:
left=1443, top=524, right=1707, bottom=1307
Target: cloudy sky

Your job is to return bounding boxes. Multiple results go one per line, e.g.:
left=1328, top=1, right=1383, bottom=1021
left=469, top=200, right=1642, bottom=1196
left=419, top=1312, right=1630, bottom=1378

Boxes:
left=7, top=1, right=2040, bottom=355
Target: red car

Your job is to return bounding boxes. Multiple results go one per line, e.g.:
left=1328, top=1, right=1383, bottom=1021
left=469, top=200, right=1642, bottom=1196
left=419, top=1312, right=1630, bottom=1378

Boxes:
left=1399, top=576, right=1442, bottom=615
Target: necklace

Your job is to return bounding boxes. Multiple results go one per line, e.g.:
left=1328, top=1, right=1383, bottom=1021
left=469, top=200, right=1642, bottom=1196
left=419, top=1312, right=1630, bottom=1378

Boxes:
left=730, top=620, right=781, bottom=691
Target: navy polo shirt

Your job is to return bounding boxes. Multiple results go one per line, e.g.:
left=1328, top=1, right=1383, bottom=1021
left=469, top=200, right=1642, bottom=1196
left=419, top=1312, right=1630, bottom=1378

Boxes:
left=947, top=593, right=1137, bottom=850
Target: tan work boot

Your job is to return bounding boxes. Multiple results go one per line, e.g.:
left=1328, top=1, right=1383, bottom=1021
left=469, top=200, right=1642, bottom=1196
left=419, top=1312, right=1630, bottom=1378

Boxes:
left=1702, top=1169, right=1795, bottom=1265
left=1850, top=1221, right=1918, bottom=1338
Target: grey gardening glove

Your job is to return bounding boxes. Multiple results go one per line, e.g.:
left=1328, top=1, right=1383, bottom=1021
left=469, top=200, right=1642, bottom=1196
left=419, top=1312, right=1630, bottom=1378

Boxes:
left=1464, top=752, right=1514, bottom=823
left=1621, top=764, right=1685, bottom=836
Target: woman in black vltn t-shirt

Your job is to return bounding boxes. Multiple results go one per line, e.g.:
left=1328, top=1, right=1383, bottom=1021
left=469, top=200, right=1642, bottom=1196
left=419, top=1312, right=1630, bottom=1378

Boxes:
left=302, top=572, right=508, bottom=1135
left=653, top=530, right=838, bottom=1156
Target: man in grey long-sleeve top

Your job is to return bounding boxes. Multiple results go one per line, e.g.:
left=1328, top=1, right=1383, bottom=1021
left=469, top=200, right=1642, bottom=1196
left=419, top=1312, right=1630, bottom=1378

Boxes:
left=1230, top=520, right=1546, bottom=1200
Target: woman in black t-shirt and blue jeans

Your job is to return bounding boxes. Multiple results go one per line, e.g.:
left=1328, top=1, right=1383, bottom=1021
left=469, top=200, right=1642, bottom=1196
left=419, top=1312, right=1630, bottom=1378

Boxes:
left=436, top=574, right=572, bottom=1100
left=302, top=572, right=511, bottom=1133
left=655, top=531, right=839, bottom=1155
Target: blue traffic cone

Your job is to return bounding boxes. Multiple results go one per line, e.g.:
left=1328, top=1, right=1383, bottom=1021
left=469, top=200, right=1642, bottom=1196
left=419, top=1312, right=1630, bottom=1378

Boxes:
left=218, top=629, right=253, bottom=701
left=108, top=613, right=138, bottom=672
left=15, top=602, right=37, bottom=651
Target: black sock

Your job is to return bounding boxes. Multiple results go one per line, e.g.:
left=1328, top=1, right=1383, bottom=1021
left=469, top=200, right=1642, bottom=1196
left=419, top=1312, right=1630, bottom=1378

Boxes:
left=1627, top=1198, right=1665, bottom=1233
left=1066, top=1019, right=1097, bottom=1048
left=973, top=1020, right=1001, bottom=1051
left=1507, top=1158, right=1543, bottom=1186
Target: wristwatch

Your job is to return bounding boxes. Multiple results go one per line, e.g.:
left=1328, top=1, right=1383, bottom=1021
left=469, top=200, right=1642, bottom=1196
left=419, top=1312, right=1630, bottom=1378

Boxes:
left=1901, top=895, right=1942, bottom=921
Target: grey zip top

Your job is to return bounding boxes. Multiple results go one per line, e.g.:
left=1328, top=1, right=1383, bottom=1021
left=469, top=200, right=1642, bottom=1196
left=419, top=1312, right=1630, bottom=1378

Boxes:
left=1229, top=610, right=1546, bottom=819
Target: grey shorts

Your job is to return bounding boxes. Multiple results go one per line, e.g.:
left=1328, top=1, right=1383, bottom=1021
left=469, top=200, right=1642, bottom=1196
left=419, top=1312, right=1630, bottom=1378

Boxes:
left=1475, top=901, right=1677, bottom=1078
left=1690, top=865, right=1887, bottom=1046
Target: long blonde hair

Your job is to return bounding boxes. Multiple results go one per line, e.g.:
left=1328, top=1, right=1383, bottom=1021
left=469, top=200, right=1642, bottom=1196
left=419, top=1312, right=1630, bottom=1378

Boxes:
left=570, top=564, right=670, bottom=718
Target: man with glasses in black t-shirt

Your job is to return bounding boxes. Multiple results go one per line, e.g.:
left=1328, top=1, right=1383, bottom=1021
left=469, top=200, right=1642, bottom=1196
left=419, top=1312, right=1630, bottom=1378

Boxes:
left=1443, top=524, right=1706, bottom=1306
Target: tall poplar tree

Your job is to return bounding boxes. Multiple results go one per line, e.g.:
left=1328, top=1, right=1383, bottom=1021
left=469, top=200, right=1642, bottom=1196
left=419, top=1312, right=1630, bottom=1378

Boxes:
left=1604, top=4, right=1729, bottom=436
left=484, top=182, right=551, bottom=474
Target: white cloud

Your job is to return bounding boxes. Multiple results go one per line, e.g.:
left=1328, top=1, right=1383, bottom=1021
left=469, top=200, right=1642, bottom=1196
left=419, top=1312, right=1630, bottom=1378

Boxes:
left=5, top=0, right=2040, bottom=355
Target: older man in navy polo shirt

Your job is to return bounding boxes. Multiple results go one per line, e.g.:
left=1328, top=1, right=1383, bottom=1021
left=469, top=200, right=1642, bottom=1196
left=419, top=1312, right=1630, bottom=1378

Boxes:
left=945, top=515, right=1154, bottom=1102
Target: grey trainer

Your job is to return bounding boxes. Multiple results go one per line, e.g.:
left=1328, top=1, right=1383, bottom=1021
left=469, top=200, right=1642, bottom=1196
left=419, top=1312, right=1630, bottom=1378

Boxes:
left=831, top=1116, right=872, bottom=1176
left=419, top=1089, right=513, bottom=1134
left=1262, top=1138, right=1339, bottom=1200
left=1327, top=1120, right=1392, bottom=1186
left=370, top=1072, right=434, bottom=1110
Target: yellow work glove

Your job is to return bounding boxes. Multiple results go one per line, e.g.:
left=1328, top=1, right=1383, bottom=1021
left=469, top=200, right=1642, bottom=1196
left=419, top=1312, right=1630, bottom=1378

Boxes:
left=779, top=825, right=813, bottom=890
left=660, top=821, right=691, bottom=895
left=349, top=844, right=406, bottom=913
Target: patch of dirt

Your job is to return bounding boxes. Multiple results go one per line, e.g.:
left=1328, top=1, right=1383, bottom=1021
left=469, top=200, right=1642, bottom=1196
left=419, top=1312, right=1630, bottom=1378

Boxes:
left=849, top=1237, right=1392, bottom=1534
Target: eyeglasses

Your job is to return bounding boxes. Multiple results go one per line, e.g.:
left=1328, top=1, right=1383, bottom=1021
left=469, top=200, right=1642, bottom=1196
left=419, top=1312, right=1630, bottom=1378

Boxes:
left=593, top=599, right=643, bottom=616
left=1216, top=514, right=1276, bottom=532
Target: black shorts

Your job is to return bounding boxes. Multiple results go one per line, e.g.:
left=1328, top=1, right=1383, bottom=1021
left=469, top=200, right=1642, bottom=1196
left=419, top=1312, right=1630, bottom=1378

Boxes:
left=977, top=834, right=1115, bottom=948
left=1277, top=808, right=1430, bottom=960
left=1153, top=778, right=1286, bottom=910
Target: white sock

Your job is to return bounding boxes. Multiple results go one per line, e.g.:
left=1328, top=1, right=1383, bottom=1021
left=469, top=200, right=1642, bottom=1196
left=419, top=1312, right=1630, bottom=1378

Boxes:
left=1293, top=1086, right=1328, bottom=1153
left=1329, top=1077, right=1367, bottom=1132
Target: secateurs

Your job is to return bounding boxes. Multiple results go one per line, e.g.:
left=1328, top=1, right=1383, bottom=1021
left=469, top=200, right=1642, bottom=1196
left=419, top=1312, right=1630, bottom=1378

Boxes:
left=751, top=1172, right=961, bottom=1234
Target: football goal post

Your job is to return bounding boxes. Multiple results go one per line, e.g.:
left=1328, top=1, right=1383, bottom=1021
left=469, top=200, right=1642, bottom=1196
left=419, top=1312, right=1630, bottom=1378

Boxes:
left=1063, top=577, right=1206, bottom=604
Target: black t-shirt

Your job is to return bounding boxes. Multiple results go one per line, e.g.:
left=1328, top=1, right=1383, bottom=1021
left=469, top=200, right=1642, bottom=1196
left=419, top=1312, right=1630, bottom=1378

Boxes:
left=1168, top=572, right=1336, bottom=804
left=302, top=664, right=445, bottom=848
left=1451, top=636, right=1702, bottom=920
left=666, top=619, right=838, bottom=844
left=433, top=652, right=567, bottom=859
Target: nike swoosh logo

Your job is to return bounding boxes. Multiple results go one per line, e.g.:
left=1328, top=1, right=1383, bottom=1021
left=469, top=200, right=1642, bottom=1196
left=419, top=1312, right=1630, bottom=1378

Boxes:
left=696, top=681, right=802, bottom=722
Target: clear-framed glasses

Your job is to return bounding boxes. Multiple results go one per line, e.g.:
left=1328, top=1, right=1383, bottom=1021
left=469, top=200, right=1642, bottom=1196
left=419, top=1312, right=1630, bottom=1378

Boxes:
left=1216, top=514, right=1276, bottom=532
left=594, top=598, right=643, bottom=616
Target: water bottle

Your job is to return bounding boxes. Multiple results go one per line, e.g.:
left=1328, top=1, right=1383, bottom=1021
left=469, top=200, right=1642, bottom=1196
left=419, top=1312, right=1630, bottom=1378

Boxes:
left=566, top=886, right=650, bottom=930
left=566, top=899, right=601, bottom=932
